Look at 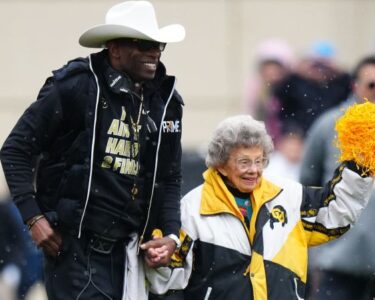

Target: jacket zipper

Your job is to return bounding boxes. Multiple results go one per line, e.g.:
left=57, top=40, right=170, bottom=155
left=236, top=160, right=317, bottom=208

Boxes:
left=246, top=189, right=283, bottom=278
left=138, top=78, right=177, bottom=251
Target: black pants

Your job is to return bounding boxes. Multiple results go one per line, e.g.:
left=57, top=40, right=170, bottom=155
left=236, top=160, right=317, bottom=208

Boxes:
left=44, top=232, right=126, bottom=300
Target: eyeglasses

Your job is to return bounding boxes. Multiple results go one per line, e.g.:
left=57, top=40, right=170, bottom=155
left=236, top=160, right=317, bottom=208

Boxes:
left=233, top=157, right=269, bottom=171
left=120, top=38, right=166, bottom=52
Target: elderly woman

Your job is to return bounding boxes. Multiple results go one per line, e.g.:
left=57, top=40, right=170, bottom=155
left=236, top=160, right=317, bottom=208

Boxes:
left=144, top=115, right=373, bottom=300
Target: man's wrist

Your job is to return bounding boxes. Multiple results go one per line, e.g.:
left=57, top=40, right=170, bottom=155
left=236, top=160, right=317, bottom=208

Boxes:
left=27, top=214, right=45, bottom=230
left=166, top=234, right=181, bottom=250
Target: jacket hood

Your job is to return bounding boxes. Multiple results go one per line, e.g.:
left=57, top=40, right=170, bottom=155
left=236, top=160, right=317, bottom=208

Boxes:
left=52, top=57, right=90, bottom=81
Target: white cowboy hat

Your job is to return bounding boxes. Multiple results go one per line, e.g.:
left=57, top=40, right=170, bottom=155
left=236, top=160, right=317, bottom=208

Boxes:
left=79, top=1, right=185, bottom=48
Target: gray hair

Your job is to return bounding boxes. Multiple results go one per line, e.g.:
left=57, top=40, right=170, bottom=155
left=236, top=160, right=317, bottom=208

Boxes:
left=205, top=115, right=274, bottom=168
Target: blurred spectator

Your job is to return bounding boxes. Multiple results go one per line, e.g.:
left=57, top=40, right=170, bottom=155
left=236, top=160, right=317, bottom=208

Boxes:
left=0, top=198, right=25, bottom=299
left=300, top=55, right=375, bottom=299
left=181, top=150, right=206, bottom=196
left=244, top=38, right=295, bottom=143
left=263, top=129, right=304, bottom=181
left=275, top=40, right=351, bottom=136
left=0, top=197, right=44, bottom=299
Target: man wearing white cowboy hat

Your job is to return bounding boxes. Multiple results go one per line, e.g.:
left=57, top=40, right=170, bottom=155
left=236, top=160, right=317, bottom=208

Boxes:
left=0, top=1, right=185, bottom=299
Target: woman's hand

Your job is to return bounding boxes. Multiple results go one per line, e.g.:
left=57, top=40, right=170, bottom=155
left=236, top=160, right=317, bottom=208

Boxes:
left=141, top=236, right=176, bottom=268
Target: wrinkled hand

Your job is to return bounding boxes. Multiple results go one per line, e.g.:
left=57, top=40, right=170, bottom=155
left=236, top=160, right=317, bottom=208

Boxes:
left=29, top=217, right=62, bottom=258
left=140, top=236, right=176, bottom=268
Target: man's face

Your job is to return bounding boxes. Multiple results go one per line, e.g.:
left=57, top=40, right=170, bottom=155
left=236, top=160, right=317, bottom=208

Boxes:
left=354, top=64, right=375, bottom=103
left=109, top=39, right=164, bottom=82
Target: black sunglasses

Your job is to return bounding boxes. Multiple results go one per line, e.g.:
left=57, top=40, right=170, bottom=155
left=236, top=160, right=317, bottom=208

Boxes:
left=366, top=81, right=375, bottom=90
left=120, top=38, right=166, bottom=52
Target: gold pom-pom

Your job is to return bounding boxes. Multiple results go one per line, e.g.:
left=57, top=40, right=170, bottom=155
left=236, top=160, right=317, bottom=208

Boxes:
left=335, top=99, right=375, bottom=175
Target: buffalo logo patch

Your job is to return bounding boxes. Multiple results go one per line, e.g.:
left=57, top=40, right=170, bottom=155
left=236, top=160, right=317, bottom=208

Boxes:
left=270, top=205, right=288, bottom=229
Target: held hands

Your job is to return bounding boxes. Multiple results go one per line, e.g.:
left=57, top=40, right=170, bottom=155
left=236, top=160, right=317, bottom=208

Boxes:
left=140, top=236, right=177, bottom=268
left=28, top=216, right=62, bottom=258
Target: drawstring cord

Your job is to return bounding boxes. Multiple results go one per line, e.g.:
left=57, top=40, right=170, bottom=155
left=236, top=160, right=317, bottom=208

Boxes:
left=75, top=242, right=113, bottom=300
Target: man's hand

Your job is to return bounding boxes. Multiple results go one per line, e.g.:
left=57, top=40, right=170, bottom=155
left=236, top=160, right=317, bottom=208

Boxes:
left=29, top=217, right=62, bottom=258
left=140, top=236, right=177, bottom=268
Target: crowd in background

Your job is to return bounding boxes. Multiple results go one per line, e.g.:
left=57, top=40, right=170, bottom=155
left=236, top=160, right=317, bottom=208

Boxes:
left=0, top=198, right=45, bottom=300
left=244, top=38, right=351, bottom=182
left=0, top=37, right=374, bottom=299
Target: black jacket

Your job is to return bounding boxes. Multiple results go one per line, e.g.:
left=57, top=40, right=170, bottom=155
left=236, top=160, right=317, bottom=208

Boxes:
left=0, top=50, right=183, bottom=240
